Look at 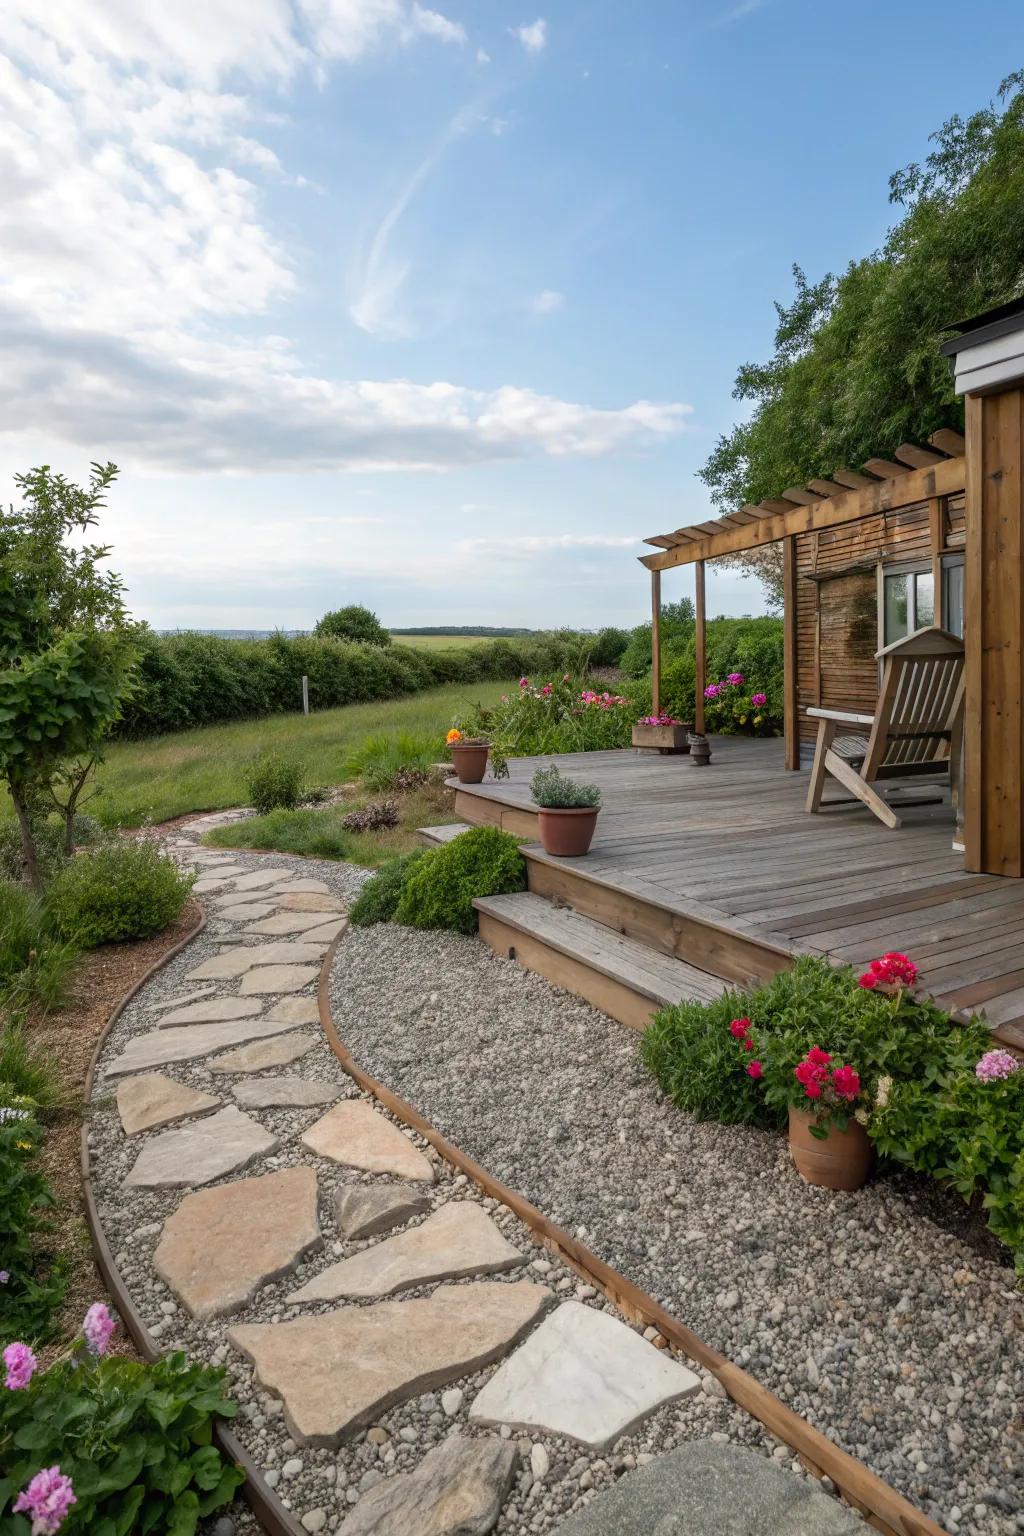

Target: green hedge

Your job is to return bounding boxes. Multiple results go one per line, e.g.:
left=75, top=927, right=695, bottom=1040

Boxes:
left=114, top=628, right=620, bottom=740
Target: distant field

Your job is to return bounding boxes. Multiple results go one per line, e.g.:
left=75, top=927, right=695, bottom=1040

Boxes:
left=22, top=680, right=515, bottom=828
left=390, top=634, right=497, bottom=650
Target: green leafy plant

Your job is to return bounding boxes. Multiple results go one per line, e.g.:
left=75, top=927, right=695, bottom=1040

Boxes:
left=0, top=883, right=78, bottom=1016
left=642, top=987, right=782, bottom=1127
left=0, top=1095, right=67, bottom=1342
left=394, top=828, right=526, bottom=934
left=46, top=842, right=194, bottom=948
left=346, top=732, right=442, bottom=793
left=314, top=604, right=392, bottom=647
left=530, top=765, right=601, bottom=810
left=349, top=850, right=429, bottom=927
left=0, top=1335, right=244, bottom=1536
left=245, top=751, right=303, bottom=814
left=0, top=1026, right=61, bottom=1111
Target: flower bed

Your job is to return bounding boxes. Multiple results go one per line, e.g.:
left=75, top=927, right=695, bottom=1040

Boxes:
left=459, top=674, right=636, bottom=774
left=702, top=674, right=779, bottom=736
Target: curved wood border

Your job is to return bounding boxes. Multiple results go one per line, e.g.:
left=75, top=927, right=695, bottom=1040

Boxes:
left=320, top=924, right=945, bottom=1536
left=80, top=905, right=304, bottom=1536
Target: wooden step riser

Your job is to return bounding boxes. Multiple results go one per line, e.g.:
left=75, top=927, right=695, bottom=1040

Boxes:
left=525, top=856, right=790, bottom=989
left=454, top=788, right=539, bottom=839
left=477, top=912, right=656, bottom=1032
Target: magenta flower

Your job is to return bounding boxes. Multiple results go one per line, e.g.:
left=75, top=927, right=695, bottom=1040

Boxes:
left=975, top=1049, right=1020, bottom=1082
left=518, top=677, right=529, bottom=688
left=751, top=692, right=767, bottom=706
left=4, top=1341, right=36, bottom=1390
left=704, top=683, right=720, bottom=699
left=83, top=1301, right=117, bottom=1356
left=726, top=672, right=744, bottom=685
left=13, top=1467, right=77, bottom=1535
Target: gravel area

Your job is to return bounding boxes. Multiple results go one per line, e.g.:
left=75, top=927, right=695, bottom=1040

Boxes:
left=329, top=919, right=1024, bottom=1536
left=88, top=830, right=837, bottom=1536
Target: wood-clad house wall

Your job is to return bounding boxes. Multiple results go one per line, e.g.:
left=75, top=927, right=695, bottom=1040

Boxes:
left=792, top=494, right=965, bottom=755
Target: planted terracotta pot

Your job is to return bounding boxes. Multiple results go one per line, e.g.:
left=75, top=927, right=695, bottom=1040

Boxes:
left=788, top=1106, right=873, bottom=1191
left=536, top=806, right=600, bottom=857
left=449, top=741, right=489, bottom=783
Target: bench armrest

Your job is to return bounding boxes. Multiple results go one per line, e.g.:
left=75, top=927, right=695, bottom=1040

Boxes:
left=806, top=707, right=876, bottom=727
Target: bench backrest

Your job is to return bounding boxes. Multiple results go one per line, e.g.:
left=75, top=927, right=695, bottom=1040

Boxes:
left=862, top=628, right=965, bottom=779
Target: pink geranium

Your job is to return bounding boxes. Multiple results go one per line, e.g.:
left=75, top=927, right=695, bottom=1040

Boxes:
left=751, top=692, right=767, bottom=706
left=975, top=1049, right=1019, bottom=1082
left=859, top=951, right=918, bottom=989
left=704, top=683, right=721, bottom=699
left=729, top=1017, right=751, bottom=1038
left=518, top=677, right=529, bottom=688
left=747, top=1060, right=763, bottom=1079
left=726, top=672, right=744, bottom=685
left=13, top=1467, right=77, bottom=1535
left=4, top=1341, right=36, bottom=1390
left=83, top=1301, right=117, bottom=1357
left=831, top=1065, right=861, bottom=1100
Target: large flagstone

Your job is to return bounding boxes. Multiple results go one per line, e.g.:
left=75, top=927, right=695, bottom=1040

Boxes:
left=156, top=996, right=265, bottom=1028
left=340, top=1432, right=516, bottom=1536
left=154, top=1166, right=321, bottom=1319
left=185, top=942, right=325, bottom=982
left=208, top=1031, right=316, bottom=1074
left=266, top=878, right=331, bottom=895
left=277, top=892, right=345, bottom=913
left=299, top=918, right=346, bottom=944
left=334, top=1184, right=430, bottom=1241
left=291, top=1201, right=523, bottom=1302
left=469, top=1301, right=700, bottom=1449
left=228, top=1281, right=553, bottom=1446
left=230, top=868, right=296, bottom=891
left=216, top=902, right=277, bottom=923
left=243, top=911, right=340, bottom=936
left=301, top=1101, right=434, bottom=1181
left=265, top=997, right=320, bottom=1026
left=239, top=963, right=320, bottom=994
left=116, top=1073, right=221, bottom=1135
left=125, top=1106, right=278, bottom=1187
left=104, top=1015, right=305, bottom=1077
left=233, top=1075, right=341, bottom=1108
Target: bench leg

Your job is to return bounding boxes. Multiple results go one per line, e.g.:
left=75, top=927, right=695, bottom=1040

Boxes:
left=823, top=750, right=901, bottom=829
left=805, top=719, right=836, bottom=813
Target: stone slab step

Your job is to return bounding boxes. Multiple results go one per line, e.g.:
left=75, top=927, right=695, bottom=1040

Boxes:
left=474, top=891, right=728, bottom=1031
left=417, top=821, right=473, bottom=847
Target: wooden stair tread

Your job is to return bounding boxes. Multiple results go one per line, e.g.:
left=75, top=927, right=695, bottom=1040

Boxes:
left=474, top=892, right=728, bottom=1006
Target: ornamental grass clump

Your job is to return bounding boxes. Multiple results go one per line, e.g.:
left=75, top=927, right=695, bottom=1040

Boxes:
left=394, top=827, right=527, bottom=934
left=1, top=1304, right=243, bottom=1536
left=529, top=765, right=601, bottom=809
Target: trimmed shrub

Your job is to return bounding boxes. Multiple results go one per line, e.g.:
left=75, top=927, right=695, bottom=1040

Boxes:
left=349, top=850, right=428, bottom=927
left=394, top=827, right=526, bottom=934
left=47, top=841, right=194, bottom=947
left=246, top=751, right=303, bottom=814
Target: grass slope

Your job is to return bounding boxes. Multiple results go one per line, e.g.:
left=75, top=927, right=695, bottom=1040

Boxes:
left=203, top=782, right=451, bottom=867
left=55, top=680, right=514, bottom=827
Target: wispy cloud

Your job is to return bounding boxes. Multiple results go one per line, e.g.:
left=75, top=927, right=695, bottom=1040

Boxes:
left=511, top=18, right=548, bottom=53
left=713, top=0, right=767, bottom=26
left=531, top=289, right=564, bottom=315
left=456, top=534, right=638, bottom=556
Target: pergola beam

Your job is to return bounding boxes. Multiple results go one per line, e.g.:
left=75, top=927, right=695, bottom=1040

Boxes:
left=640, top=456, right=967, bottom=572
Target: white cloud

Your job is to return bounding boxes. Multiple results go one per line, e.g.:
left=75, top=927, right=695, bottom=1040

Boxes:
left=713, top=0, right=767, bottom=25
left=531, top=289, right=564, bottom=315
left=512, top=18, right=548, bottom=53
left=0, top=1, right=691, bottom=479
left=476, top=48, right=491, bottom=64
left=456, top=533, right=638, bottom=556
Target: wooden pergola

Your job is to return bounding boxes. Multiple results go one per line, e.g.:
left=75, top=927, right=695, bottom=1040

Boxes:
left=640, top=434, right=965, bottom=764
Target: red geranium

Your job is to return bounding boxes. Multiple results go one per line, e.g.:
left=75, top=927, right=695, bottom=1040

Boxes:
left=859, top=951, right=918, bottom=989
left=729, top=1017, right=751, bottom=1038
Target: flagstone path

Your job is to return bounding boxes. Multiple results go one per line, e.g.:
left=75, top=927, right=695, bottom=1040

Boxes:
left=84, top=816, right=853, bottom=1535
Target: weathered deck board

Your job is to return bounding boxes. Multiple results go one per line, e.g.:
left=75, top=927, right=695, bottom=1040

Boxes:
left=455, top=738, right=1024, bottom=1045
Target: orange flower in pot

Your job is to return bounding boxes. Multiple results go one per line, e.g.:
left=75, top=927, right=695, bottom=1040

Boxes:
left=447, top=727, right=489, bottom=784
left=531, top=764, right=601, bottom=856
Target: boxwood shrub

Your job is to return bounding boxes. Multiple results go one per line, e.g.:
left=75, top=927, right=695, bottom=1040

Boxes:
left=349, top=850, right=429, bottom=928
left=394, top=827, right=526, bottom=934
left=47, top=842, right=195, bottom=947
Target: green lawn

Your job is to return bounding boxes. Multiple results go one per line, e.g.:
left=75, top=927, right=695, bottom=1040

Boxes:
left=53, top=680, right=514, bottom=827
left=390, top=633, right=505, bottom=649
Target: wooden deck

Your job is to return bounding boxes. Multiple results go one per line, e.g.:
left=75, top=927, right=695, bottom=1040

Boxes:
left=453, top=737, right=1024, bottom=1049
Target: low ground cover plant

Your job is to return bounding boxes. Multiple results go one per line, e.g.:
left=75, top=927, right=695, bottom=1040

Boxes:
left=1, top=1307, right=243, bottom=1536
left=245, top=751, right=303, bottom=814
left=352, top=828, right=526, bottom=935
left=642, top=954, right=1023, bottom=1265
left=47, top=842, right=194, bottom=948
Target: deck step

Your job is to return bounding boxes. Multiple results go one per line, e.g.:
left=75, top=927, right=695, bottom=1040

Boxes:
left=417, top=822, right=474, bottom=847
left=474, top=892, right=729, bottom=1031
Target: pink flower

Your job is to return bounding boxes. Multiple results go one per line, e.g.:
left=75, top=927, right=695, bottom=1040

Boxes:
left=4, top=1341, right=36, bottom=1390
left=747, top=1060, right=763, bottom=1079
left=562, top=673, right=571, bottom=683
left=831, top=1065, right=861, bottom=1101
left=704, top=683, right=721, bottom=699
left=861, top=951, right=918, bottom=988
left=13, top=1467, right=77, bottom=1535
left=807, top=1047, right=831, bottom=1066
left=519, top=677, right=529, bottom=688
left=803, top=1081, right=822, bottom=1099
left=0, top=1270, right=8, bottom=1284
left=741, top=1036, right=755, bottom=1051
left=975, top=1049, right=1020, bottom=1082
left=83, top=1301, right=116, bottom=1357
left=726, top=672, right=744, bottom=686
left=729, top=1017, right=751, bottom=1038
left=751, top=692, right=767, bottom=706
left=541, top=683, right=553, bottom=696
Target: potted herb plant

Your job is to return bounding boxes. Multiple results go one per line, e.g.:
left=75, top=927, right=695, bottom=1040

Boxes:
left=632, top=712, right=692, bottom=754
left=530, top=765, right=602, bottom=856
left=780, top=1047, right=873, bottom=1191
left=446, top=727, right=489, bottom=784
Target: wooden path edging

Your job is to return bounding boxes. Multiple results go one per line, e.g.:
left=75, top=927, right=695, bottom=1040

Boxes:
left=320, top=923, right=947, bottom=1536
left=79, top=905, right=305, bottom=1536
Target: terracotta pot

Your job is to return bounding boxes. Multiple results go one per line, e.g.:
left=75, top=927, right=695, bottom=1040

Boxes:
left=449, top=741, right=489, bottom=783
left=788, top=1106, right=873, bottom=1192
left=536, top=806, right=600, bottom=857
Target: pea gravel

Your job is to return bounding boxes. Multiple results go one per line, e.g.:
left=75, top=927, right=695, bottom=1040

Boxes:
left=328, top=917, right=1024, bottom=1536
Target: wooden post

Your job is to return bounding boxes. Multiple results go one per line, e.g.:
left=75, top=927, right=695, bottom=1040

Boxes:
left=782, top=535, right=799, bottom=769
left=964, top=388, right=1024, bottom=875
left=694, top=559, right=706, bottom=735
left=650, top=568, right=662, bottom=717
left=302, top=675, right=309, bottom=716
left=928, top=496, right=946, bottom=629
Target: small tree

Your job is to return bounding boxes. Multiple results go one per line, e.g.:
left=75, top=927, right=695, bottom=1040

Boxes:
left=314, top=604, right=391, bottom=647
left=0, top=463, right=137, bottom=887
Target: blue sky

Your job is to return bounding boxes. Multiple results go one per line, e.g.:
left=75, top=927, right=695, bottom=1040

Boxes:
left=0, top=1, right=1016, bottom=630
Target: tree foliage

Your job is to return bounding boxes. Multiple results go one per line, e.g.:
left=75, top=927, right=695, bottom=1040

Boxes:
left=314, top=604, right=391, bottom=647
left=0, top=464, right=137, bottom=884
left=701, top=72, right=1024, bottom=596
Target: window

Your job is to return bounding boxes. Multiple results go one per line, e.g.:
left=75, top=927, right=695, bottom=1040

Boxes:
left=879, top=556, right=963, bottom=646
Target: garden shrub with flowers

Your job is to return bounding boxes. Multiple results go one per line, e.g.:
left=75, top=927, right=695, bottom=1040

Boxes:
left=701, top=674, right=779, bottom=737
left=642, top=955, right=1024, bottom=1267
left=0, top=1094, right=67, bottom=1343
left=459, top=675, right=636, bottom=777
left=1, top=1304, right=243, bottom=1536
